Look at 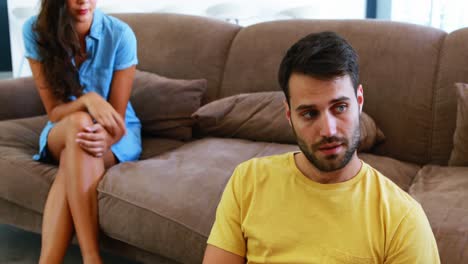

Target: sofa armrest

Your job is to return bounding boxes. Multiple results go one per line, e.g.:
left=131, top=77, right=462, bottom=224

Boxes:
left=0, top=77, right=45, bottom=121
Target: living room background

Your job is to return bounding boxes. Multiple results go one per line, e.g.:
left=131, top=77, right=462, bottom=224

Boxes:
left=2, top=0, right=468, bottom=77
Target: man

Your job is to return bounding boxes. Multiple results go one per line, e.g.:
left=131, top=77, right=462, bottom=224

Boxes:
left=203, top=32, right=440, bottom=263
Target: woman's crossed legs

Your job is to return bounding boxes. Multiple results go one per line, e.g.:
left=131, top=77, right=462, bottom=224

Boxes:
left=39, top=111, right=116, bottom=264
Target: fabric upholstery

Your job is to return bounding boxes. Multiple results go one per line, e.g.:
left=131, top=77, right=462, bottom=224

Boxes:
left=0, top=116, right=57, bottom=215
left=114, top=13, right=241, bottom=103
left=192, top=91, right=385, bottom=152
left=0, top=77, right=44, bottom=121
left=448, top=83, right=468, bottom=166
left=131, top=70, right=207, bottom=140
left=431, top=29, right=468, bottom=164
left=409, top=166, right=468, bottom=264
left=220, top=20, right=446, bottom=165
left=139, top=137, right=185, bottom=160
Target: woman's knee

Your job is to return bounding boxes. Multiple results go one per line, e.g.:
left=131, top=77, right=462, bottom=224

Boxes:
left=47, top=112, right=94, bottom=159
left=64, top=112, right=94, bottom=132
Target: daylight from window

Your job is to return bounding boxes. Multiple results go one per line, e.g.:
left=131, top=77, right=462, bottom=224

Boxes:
left=392, top=0, right=468, bottom=32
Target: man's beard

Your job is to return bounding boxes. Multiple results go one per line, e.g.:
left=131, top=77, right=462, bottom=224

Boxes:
left=291, top=120, right=361, bottom=172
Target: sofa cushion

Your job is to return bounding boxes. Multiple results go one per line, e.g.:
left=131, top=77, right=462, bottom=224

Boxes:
left=409, top=166, right=468, bottom=264
left=139, top=137, right=185, bottom=160
left=131, top=70, right=207, bottom=140
left=0, top=116, right=57, bottom=214
left=449, top=83, right=468, bottom=166
left=192, top=91, right=385, bottom=152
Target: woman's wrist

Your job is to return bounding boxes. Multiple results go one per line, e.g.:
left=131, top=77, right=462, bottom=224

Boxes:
left=79, top=93, right=90, bottom=110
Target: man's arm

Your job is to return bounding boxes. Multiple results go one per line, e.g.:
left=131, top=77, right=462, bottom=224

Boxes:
left=385, top=204, right=440, bottom=264
left=203, top=164, right=250, bottom=263
left=203, top=245, right=245, bottom=264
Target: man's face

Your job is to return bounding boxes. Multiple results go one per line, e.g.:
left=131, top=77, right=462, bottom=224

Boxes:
left=285, top=73, right=363, bottom=172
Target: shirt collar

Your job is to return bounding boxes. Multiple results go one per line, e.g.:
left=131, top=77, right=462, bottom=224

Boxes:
left=88, top=9, right=104, bottom=39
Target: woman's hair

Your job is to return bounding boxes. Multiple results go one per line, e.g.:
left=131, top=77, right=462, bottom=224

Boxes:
left=34, top=0, right=85, bottom=101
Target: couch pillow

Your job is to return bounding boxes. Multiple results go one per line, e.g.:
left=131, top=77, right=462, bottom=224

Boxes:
left=192, top=91, right=385, bottom=152
left=130, top=70, right=207, bottom=140
left=449, top=83, right=468, bottom=166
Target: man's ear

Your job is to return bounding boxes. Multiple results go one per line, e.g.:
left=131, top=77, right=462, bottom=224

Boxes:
left=284, top=100, right=292, bottom=126
left=357, top=85, right=364, bottom=114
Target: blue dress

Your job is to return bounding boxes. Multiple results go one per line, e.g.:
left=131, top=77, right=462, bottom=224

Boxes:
left=23, top=9, right=142, bottom=162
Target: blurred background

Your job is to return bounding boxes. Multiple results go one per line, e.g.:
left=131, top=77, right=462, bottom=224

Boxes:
left=1, top=0, right=467, bottom=78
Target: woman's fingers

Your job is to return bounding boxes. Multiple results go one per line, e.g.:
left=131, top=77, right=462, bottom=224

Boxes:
left=78, top=131, right=99, bottom=139
left=77, top=125, right=108, bottom=157
left=95, top=112, right=120, bottom=136
left=76, top=137, right=102, bottom=148
left=81, top=146, right=105, bottom=157
left=76, top=137, right=106, bottom=157
left=85, top=98, right=125, bottom=138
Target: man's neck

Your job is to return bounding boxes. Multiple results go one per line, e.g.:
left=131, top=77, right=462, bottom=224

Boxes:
left=294, top=152, right=362, bottom=184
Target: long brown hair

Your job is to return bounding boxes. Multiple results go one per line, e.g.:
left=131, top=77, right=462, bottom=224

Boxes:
left=34, top=0, right=85, bottom=101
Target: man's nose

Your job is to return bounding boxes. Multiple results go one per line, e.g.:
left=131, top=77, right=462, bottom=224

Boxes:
left=319, top=112, right=337, bottom=137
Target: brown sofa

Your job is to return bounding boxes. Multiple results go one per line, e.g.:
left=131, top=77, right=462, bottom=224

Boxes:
left=1, top=13, right=467, bottom=264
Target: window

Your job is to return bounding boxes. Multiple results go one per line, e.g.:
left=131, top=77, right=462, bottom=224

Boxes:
left=391, top=0, right=468, bottom=32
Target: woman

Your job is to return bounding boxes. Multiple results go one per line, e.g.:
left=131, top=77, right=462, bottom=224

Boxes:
left=23, top=0, right=141, bottom=263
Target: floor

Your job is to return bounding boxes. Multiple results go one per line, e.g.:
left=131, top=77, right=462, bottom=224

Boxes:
left=0, top=72, right=138, bottom=264
left=0, top=224, right=140, bottom=264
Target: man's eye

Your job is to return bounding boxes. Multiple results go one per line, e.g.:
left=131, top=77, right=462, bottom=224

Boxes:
left=335, top=104, right=347, bottom=113
left=302, top=110, right=318, bottom=119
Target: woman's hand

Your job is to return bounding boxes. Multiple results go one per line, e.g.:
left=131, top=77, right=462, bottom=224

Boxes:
left=81, top=92, right=126, bottom=138
left=75, top=123, right=115, bottom=158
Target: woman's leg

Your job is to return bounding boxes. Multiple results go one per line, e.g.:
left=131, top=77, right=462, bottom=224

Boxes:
left=39, top=168, right=74, bottom=264
left=40, top=111, right=116, bottom=264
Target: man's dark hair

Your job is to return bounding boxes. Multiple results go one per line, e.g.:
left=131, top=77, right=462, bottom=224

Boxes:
left=278, top=31, right=359, bottom=104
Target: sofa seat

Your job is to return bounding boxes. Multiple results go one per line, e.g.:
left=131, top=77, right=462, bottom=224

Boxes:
left=96, top=137, right=421, bottom=263
left=0, top=116, right=55, bottom=215
left=0, top=116, right=185, bottom=215
left=410, top=166, right=468, bottom=264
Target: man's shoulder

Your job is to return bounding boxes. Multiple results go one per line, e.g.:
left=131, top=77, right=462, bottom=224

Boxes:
left=232, top=152, right=294, bottom=182
left=364, top=162, right=421, bottom=213
left=237, top=152, right=293, bottom=172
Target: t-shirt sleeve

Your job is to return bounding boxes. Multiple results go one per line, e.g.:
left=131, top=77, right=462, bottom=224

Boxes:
left=207, top=165, right=247, bottom=257
left=22, top=16, right=41, bottom=61
left=114, top=24, right=138, bottom=71
left=385, top=204, right=440, bottom=264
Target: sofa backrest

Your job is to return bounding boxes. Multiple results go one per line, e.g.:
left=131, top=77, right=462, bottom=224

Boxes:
left=431, top=28, right=468, bottom=164
left=219, top=19, right=448, bottom=165
left=116, top=14, right=467, bottom=165
left=115, top=13, right=240, bottom=104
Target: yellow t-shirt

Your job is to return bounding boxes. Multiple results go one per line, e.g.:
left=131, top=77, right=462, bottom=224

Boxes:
left=207, top=152, right=440, bottom=264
